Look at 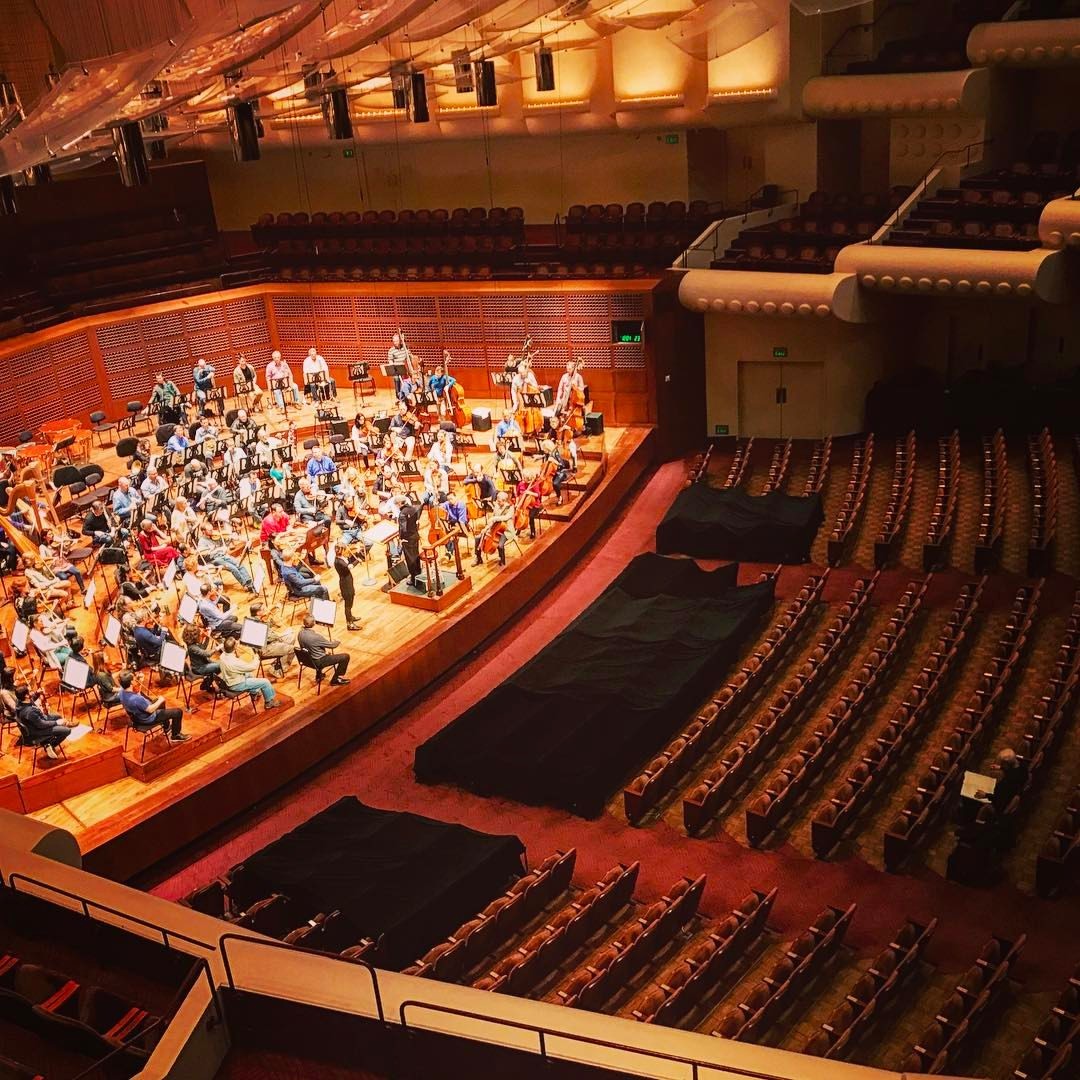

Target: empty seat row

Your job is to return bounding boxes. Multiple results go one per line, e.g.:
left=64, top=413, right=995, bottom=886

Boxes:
left=746, top=577, right=930, bottom=848
left=948, top=590, right=1080, bottom=884
left=403, top=849, right=576, bottom=981
left=630, top=887, right=778, bottom=1026
left=273, top=233, right=521, bottom=258
left=255, top=206, right=525, bottom=237
left=975, top=430, right=1007, bottom=573
left=873, top=430, right=916, bottom=569
left=564, top=200, right=710, bottom=232
left=1029, top=428, right=1057, bottom=576
left=551, top=874, right=706, bottom=1011
left=0, top=955, right=161, bottom=1061
left=811, top=581, right=984, bottom=858
left=687, top=445, right=714, bottom=486
left=722, top=437, right=754, bottom=489
left=827, top=434, right=874, bottom=566
left=924, top=430, right=961, bottom=570
left=561, top=230, right=687, bottom=255
left=761, top=439, right=793, bottom=495
left=1011, top=960, right=1080, bottom=1080
left=472, top=861, right=640, bottom=996
left=883, top=583, right=1041, bottom=871
left=711, top=904, right=856, bottom=1042
left=1036, top=784, right=1080, bottom=899
left=901, top=934, right=1025, bottom=1075
left=802, top=436, right=832, bottom=496
left=684, top=574, right=880, bottom=835
left=624, top=569, right=826, bottom=825
left=803, top=917, right=937, bottom=1060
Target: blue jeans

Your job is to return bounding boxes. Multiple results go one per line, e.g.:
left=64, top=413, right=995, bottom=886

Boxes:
left=209, top=554, right=253, bottom=589
left=273, top=385, right=301, bottom=407
left=230, top=677, right=275, bottom=704
left=55, top=568, right=85, bottom=591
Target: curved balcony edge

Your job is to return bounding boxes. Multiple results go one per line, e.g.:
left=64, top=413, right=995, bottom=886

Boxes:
left=677, top=269, right=873, bottom=323
left=802, top=67, right=988, bottom=119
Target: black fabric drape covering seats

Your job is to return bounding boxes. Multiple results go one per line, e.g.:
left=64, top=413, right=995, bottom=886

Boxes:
left=656, top=486, right=824, bottom=563
left=235, top=798, right=525, bottom=968
left=414, top=553, right=774, bottom=817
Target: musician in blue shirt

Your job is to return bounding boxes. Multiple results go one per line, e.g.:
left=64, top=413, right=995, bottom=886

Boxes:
left=110, top=477, right=141, bottom=523
left=192, top=359, right=215, bottom=407
left=165, top=430, right=189, bottom=454
left=305, top=447, right=337, bottom=479
left=495, top=410, right=521, bottom=440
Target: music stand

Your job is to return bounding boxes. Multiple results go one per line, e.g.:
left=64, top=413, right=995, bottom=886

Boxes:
left=271, top=377, right=293, bottom=418
left=350, top=361, right=375, bottom=402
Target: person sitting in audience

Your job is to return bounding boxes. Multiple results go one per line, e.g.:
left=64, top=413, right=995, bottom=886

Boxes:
left=217, top=637, right=280, bottom=709
left=975, top=748, right=1029, bottom=813
left=117, top=671, right=188, bottom=742
left=297, top=614, right=350, bottom=685
left=14, top=685, right=71, bottom=758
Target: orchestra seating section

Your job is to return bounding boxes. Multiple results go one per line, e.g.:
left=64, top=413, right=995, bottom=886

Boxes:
left=709, top=191, right=906, bottom=274
left=252, top=200, right=700, bottom=283
left=0, top=886, right=198, bottom=1079
left=887, top=136, right=1080, bottom=252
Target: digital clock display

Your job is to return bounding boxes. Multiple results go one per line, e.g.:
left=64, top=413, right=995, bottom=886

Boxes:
left=612, top=320, right=643, bottom=344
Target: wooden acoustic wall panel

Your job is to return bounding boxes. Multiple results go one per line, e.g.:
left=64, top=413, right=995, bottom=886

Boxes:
left=0, top=330, right=101, bottom=444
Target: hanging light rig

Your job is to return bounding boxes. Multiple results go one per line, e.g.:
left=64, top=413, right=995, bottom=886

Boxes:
left=474, top=58, right=497, bottom=107
left=410, top=71, right=429, bottom=123
left=225, top=70, right=261, bottom=161
left=536, top=44, right=555, bottom=92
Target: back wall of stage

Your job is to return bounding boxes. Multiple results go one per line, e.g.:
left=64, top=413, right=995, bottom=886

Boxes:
left=0, top=280, right=660, bottom=446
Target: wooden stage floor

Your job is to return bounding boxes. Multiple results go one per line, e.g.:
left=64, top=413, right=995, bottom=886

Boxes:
left=6, top=399, right=654, bottom=879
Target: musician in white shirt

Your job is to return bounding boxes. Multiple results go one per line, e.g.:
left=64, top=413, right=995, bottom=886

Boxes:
left=302, top=348, right=337, bottom=400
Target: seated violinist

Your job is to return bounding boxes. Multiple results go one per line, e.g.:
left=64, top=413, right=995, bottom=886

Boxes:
left=136, top=518, right=180, bottom=570
left=389, top=400, right=418, bottom=460
left=260, top=502, right=291, bottom=544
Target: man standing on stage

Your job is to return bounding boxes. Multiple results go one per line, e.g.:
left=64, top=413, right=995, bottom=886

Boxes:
left=333, top=549, right=362, bottom=631
left=396, top=493, right=423, bottom=591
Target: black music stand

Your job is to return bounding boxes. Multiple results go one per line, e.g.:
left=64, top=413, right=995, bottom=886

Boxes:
left=271, top=378, right=293, bottom=418
left=349, top=362, right=375, bottom=402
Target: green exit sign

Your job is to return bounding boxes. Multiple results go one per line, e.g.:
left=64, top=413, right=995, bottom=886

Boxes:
left=343, top=148, right=355, bottom=158
left=714, top=424, right=729, bottom=435
left=773, top=346, right=788, bottom=358
left=664, top=133, right=680, bottom=145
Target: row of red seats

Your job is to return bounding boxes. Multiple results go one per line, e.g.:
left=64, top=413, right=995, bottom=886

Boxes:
left=683, top=574, right=880, bottom=836
left=273, top=234, right=520, bottom=257
left=811, top=581, right=984, bottom=859
left=255, top=206, right=524, bottom=235
left=802, top=436, right=833, bottom=496
left=564, top=200, right=709, bottom=232
left=803, top=916, right=938, bottom=1060
left=403, top=849, right=576, bottom=982
left=472, top=861, right=640, bottom=995
left=873, top=430, right=916, bottom=569
left=628, top=886, right=777, bottom=1026
left=901, top=934, right=1025, bottom=1075
left=0, top=955, right=161, bottom=1062
left=761, top=438, right=792, bottom=495
left=1012, top=960, right=1080, bottom=1079
left=827, top=434, right=874, bottom=566
left=924, top=430, right=961, bottom=570
left=883, top=583, right=1041, bottom=872
left=721, top=437, right=754, bottom=489
left=746, top=576, right=931, bottom=848
left=561, top=231, right=687, bottom=255
left=1037, top=784, right=1080, bottom=899
left=275, top=262, right=651, bottom=283
left=550, top=874, right=705, bottom=1011
left=711, top=904, right=856, bottom=1041
left=1029, top=428, right=1057, bottom=576
left=976, top=430, right=1007, bottom=573
left=686, top=445, right=714, bottom=486
left=623, top=567, right=819, bottom=825
left=949, top=590, right=1080, bottom=885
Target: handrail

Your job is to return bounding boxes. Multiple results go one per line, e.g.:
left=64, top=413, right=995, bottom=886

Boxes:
left=68, top=1013, right=170, bottom=1080
left=398, top=999, right=798, bottom=1080
left=673, top=191, right=800, bottom=268
left=218, top=932, right=385, bottom=1024
left=869, top=138, right=993, bottom=243
left=6, top=872, right=216, bottom=953
left=824, top=0, right=919, bottom=74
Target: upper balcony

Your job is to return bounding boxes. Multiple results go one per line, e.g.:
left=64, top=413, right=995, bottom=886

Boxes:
left=968, top=13, right=1080, bottom=66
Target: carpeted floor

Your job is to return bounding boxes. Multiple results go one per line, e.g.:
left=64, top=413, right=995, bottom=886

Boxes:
left=146, top=455, right=1080, bottom=1003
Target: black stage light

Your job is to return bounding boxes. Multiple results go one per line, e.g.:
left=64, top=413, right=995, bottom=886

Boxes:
left=536, top=46, right=555, bottom=92
left=475, top=59, right=497, bottom=107
left=227, top=101, right=261, bottom=161
left=391, top=62, right=409, bottom=110
left=411, top=71, right=429, bottom=123
left=323, top=87, right=353, bottom=139
left=0, top=174, right=16, bottom=215
left=113, top=121, right=151, bottom=186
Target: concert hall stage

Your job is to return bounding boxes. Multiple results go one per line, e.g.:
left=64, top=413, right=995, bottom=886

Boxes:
left=22, top=414, right=654, bottom=881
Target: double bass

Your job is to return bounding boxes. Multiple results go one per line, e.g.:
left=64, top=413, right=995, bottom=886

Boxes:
left=444, top=350, right=467, bottom=429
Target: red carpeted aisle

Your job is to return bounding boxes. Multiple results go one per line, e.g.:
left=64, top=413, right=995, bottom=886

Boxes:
left=148, top=461, right=1080, bottom=991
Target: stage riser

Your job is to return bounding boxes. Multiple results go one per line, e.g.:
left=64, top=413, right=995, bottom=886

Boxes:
left=79, top=428, right=655, bottom=881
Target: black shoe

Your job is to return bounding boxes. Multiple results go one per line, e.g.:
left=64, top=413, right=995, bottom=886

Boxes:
left=473, top=558, right=482, bottom=566
left=330, top=676, right=350, bottom=686
left=170, top=733, right=191, bottom=743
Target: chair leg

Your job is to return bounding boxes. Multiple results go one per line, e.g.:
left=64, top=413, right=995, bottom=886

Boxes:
left=31, top=745, right=39, bottom=776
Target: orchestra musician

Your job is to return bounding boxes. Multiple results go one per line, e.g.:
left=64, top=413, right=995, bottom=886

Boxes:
left=539, top=437, right=573, bottom=507
left=424, top=429, right=453, bottom=499
left=493, top=438, right=522, bottom=493
left=247, top=600, right=296, bottom=676
left=515, top=473, right=545, bottom=540
left=389, top=400, right=419, bottom=460
left=554, top=358, right=587, bottom=436
left=233, top=355, right=265, bottom=410
left=350, top=413, right=375, bottom=467
left=150, top=372, right=184, bottom=425
left=387, top=332, right=418, bottom=400
left=510, top=359, right=543, bottom=436
left=473, top=491, right=515, bottom=568
left=303, top=348, right=338, bottom=401
left=395, top=492, right=424, bottom=591
left=333, top=548, right=362, bottom=632
left=267, top=351, right=301, bottom=408
left=494, top=410, right=521, bottom=441
left=427, top=360, right=456, bottom=417
left=136, top=518, right=180, bottom=569
left=192, top=359, right=216, bottom=411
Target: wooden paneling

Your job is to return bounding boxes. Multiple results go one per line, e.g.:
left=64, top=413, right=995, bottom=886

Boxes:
left=0, top=281, right=657, bottom=443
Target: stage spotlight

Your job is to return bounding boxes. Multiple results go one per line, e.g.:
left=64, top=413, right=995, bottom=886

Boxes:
left=323, top=87, right=353, bottom=140
left=113, top=121, right=151, bottom=187
left=410, top=71, right=429, bottom=123
left=536, top=46, right=555, bottom=92
left=0, top=174, right=16, bottom=216
left=226, top=101, right=261, bottom=162
left=475, top=59, right=497, bottom=107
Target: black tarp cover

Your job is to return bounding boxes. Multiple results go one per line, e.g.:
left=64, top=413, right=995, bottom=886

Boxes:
left=235, top=798, right=525, bottom=968
left=656, top=485, right=824, bottom=563
left=414, top=553, right=773, bottom=817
